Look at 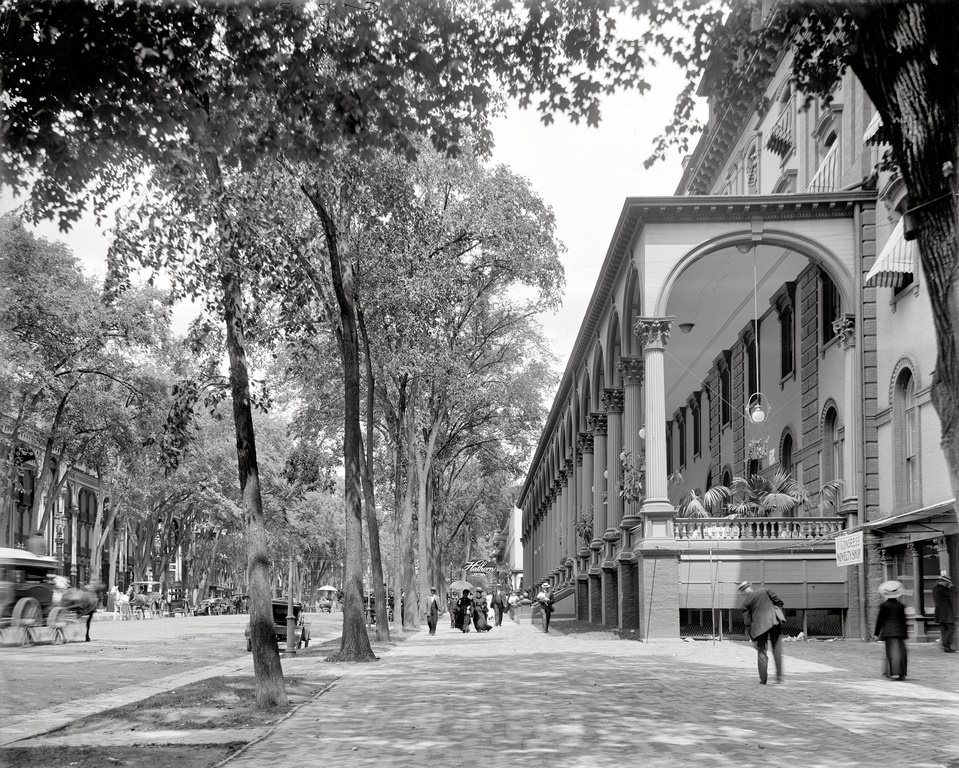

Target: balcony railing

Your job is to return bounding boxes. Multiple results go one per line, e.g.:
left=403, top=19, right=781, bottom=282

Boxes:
left=674, top=516, right=845, bottom=542
left=766, top=107, right=795, bottom=159
left=807, top=142, right=841, bottom=192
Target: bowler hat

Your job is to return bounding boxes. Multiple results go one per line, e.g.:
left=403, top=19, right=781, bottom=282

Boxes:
left=737, top=581, right=751, bottom=592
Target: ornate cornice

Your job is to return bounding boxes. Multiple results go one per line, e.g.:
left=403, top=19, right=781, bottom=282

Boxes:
left=602, top=387, right=625, bottom=414
left=618, top=356, right=644, bottom=385
left=635, top=317, right=673, bottom=350
left=588, top=412, right=608, bottom=436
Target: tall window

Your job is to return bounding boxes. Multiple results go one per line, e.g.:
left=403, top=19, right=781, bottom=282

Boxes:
left=821, top=270, right=840, bottom=344
left=666, top=424, right=674, bottom=476
left=692, top=398, right=702, bottom=457
left=678, top=411, right=687, bottom=468
left=781, top=432, right=794, bottom=477
left=780, top=305, right=794, bottom=378
left=895, top=368, right=919, bottom=506
left=720, top=364, right=732, bottom=427
left=822, top=406, right=842, bottom=500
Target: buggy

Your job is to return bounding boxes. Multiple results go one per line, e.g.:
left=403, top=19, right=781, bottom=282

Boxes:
left=244, top=599, right=311, bottom=651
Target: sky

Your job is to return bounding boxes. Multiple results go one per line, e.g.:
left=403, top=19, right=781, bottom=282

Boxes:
left=0, top=63, right=695, bottom=373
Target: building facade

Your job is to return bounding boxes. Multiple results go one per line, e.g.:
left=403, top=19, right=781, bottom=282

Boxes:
left=519, top=34, right=957, bottom=640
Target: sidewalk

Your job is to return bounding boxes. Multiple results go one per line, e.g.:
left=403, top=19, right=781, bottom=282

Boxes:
left=221, top=618, right=959, bottom=768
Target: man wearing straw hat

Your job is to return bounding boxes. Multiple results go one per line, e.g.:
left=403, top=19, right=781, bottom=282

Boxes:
left=874, top=580, right=908, bottom=679
left=933, top=571, right=956, bottom=653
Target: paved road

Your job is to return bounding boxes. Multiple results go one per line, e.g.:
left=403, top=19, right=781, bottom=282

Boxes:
left=225, top=619, right=959, bottom=768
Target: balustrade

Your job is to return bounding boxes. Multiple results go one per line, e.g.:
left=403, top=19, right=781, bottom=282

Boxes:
left=674, top=516, right=844, bottom=541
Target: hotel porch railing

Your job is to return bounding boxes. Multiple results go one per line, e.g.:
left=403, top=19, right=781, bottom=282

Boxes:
left=806, top=142, right=841, bottom=193
left=674, top=516, right=845, bottom=541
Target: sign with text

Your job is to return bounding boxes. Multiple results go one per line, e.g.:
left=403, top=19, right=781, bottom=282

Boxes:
left=462, top=559, right=496, bottom=573
left=835, top=531, right=863, bottom=567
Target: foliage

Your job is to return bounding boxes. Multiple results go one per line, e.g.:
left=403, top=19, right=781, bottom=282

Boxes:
left=675, top=486, right=732, bottom=519
left=574, top=509, right=593, bottom=545
left=618, top=449, right=645, bottom=506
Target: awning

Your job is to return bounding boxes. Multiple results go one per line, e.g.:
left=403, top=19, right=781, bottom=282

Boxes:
left=865, top=218, right=915, bottom=288
left=863, top=112, right=887, bottom=144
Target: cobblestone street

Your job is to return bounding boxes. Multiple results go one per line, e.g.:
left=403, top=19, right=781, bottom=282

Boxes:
left=223, top=619, right=959, bottom=768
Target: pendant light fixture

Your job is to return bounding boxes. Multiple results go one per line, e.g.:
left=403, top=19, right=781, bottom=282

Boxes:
left=743, top=242, right=769, bottom=425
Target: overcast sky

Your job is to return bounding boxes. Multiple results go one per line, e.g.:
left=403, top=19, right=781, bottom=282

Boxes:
left=1, top=63, right=696, bottom=374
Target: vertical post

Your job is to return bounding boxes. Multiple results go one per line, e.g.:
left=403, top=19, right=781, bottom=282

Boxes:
left=619, top=357, right=645, bottom=534
left=636, top=318, right=676, bottom=535
left=286, top=542, right=296, bottom=655
left=907, top=542, right=925, bottom=640
left=602, top=388, right=625, bottom=534
left=588, top=413, right=608, bottom=558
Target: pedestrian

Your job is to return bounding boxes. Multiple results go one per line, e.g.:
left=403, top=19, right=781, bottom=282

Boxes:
left=874, top=579, right=908, bottom=679
left=933, top=571, right=956, bottom=653
left=456, top=589, right=473, bottom=633
left=426, top=586, right=440, bottom=635
left=473, top=587, right=492, bottom=631
left=537, top=582, right=553, bottom=633
left=507, top=591, right=519, bottom=621
left=491, top=584, right=508, bottom=626
left=448, top=591, right=458, bottom=629
left=738, top=581, right=785, bottom=684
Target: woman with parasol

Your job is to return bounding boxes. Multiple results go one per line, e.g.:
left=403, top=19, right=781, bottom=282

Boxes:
left=874, top=580, right=908, bottom=680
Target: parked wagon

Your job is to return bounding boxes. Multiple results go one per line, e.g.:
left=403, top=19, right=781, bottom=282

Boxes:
left=244, top=599, right=311, bottom=651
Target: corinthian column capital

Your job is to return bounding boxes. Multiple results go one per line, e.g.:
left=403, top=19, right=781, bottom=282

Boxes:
left=833, top=313, right=856, bottom=349
left=634, top=317, right=674, bottom=350
left=618, top=356, right=645, bottom=385
left=588, top=412, right=608, bottom=436
left=602, top=387, right=625, bottom=414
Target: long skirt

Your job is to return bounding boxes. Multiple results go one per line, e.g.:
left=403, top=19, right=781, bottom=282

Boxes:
left=473, top=609, right=490, bottom=631
left=456, top=609, right=470, bottom=632
left=883, top=637, right=907, bottom=678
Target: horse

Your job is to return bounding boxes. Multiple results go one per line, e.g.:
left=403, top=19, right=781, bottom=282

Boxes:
left=109, top=586, right=132, bottom=620
left=129, top=591, right=159, bottom=619
left=57, top=580, right=106, bottom=642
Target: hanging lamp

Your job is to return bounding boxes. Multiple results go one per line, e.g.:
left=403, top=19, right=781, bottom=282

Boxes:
left=743, top=242, right=769, bottom=425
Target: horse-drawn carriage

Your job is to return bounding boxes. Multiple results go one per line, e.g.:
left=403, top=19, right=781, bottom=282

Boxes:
left=0, top=547, right=98, bottom=645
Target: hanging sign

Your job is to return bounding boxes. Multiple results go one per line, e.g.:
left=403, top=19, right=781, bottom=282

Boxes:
left=462, top=559, right=496, bottom=573
left=835, top=531, right=863, bottom=567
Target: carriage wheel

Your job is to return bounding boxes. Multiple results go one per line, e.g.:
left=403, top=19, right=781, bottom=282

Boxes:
left=47, top=606, right=74, bottom=643
left=13, top=598, right=41, bottom=647
left=51, top=626, right=66, bottom=644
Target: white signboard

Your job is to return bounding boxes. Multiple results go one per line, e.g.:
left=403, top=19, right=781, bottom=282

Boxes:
left=835, top=531, right=863, bottom=567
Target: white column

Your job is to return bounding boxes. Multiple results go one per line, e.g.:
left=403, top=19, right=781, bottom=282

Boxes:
left=619, top=357, right=645, bottom=531
left=602, top=388, right=625, bottom=534
left=834, top=313, right=859, bottom=516
left=589, top=412, right=608, bottom=555
left=578, top=432, right=594, bottom=556
left=636, top=317, right=675, bottom=538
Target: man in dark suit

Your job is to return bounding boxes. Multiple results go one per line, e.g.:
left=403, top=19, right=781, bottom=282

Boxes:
left=491, top=584, right=509, bottom=626
left=933, top=571, right=956, bottom=653
left=426, top=587, right=440, bottom=635
left=739, top=581, right=785, bottom=684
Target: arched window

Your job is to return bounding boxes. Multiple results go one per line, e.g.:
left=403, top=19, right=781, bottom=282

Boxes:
left=677, top=409, right=687, bottom=469
left=692, top=396, right=702, bottom=458
left=781, top=432, right=794, bottom=477
left=822, top=406, right=842, bottom=495
left=894, top=368, right=919, bottom=506
left=722, top=468, right=732, bottom=489
left=780, top=305, right=794, bottom=378
left=666, top=423, right=674, bottom=476
left=720, top=364, right=732, bottom=427
left=821, top=270, right=840, bottom=344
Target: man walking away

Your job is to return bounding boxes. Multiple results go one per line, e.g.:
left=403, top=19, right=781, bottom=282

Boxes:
left=491, top=584, right=508, bottom=627
left=933, top=571, right=956, bottom=653
left=738, top=581, right=785, bottom=684
left=426, top=587, right=440, bottom=635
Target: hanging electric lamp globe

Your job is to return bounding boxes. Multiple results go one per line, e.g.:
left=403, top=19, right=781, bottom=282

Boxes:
left=740, top=241, right=770, bottom=426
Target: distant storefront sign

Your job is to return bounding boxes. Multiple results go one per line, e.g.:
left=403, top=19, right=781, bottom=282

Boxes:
left=462, top=559, right=496, bottom=573
left=835, top=531, right=863, bottom=567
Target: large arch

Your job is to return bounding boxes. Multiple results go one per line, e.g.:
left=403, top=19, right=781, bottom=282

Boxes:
left=653, top=228, right=856, bottom=317
left=591, top=346, right=605, bottom=412
left=607, top=311, right=622, bottom=386
left=622, top=265, right=643, bottom=355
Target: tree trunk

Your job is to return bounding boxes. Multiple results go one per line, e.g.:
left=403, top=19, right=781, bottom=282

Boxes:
left=358, top=309, right=389, bottom=641
left=221, top=262, right=288, bottom=706
left=415, top=414, right=443, bottom=628
left=849, top=4, right=959, bottom=529
left=29, top=384, right=74, bottom=537
left=304, top=186, right=375, bottom=662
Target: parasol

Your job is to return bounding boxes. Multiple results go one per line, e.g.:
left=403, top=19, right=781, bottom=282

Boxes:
left=449, top=580, right=475, bottom=594
left=318, top=585, right=338, bottom=592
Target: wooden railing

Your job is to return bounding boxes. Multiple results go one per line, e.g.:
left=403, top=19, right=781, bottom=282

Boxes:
left=807, top=142, right=841, bottom=192
left=674, top=516, right=844, bottom=541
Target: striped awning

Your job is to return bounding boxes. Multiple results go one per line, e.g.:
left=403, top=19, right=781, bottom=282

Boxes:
left=863, top=112, right=887, bottom=144
left=865, top=218, right=915, bottom=288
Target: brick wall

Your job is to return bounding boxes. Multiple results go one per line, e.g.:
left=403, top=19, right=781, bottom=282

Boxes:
left=638, top=552, right=680, bottom=639
left=576, top=576, right=589, bottom=621
left=799, top=264, right=821, bottom=492
left=860, top=206, right=880, bottom=519
left=707, top=368, right=722, bottom=471
left=589, top=574, right=602, bottom=623
left=620, top=561, right=639, bottom=630
left=602, top=567, right=619, bottom=627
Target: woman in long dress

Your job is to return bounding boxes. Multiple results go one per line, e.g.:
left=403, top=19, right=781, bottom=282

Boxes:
left=874, top=580, right=908, bottom=680
left=472, top=588, right=491, bottom=631
left=456, top=589, right=473, bottom=633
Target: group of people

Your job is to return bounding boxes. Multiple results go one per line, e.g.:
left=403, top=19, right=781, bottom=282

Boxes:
left=430, top=584, right=522, bottom=635
left=738, top=569, right=956, bottom=685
